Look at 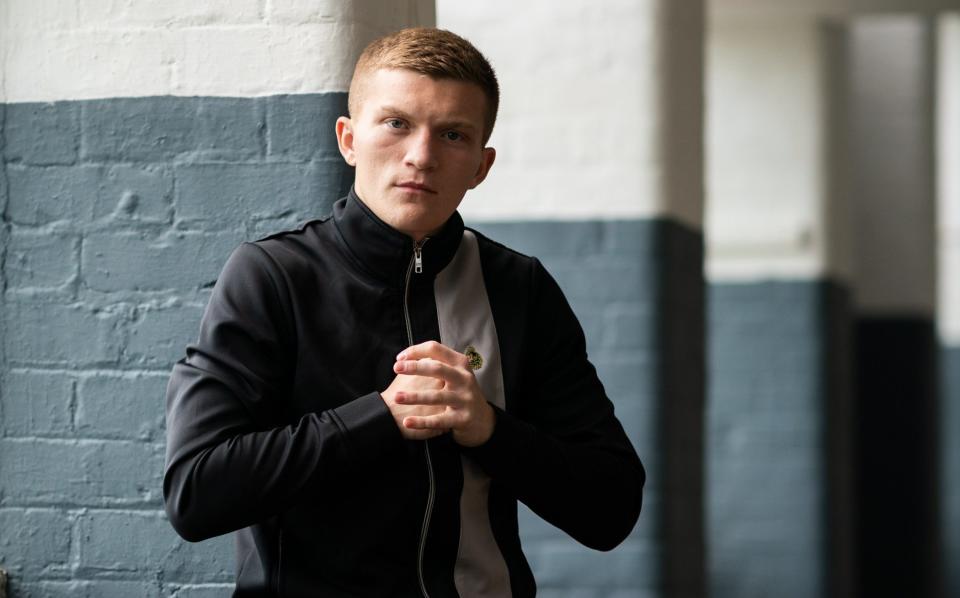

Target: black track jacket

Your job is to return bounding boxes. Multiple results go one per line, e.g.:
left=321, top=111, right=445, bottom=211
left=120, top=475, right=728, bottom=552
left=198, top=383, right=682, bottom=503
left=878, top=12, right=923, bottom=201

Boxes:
left=164, top=189, right=645, bottom=597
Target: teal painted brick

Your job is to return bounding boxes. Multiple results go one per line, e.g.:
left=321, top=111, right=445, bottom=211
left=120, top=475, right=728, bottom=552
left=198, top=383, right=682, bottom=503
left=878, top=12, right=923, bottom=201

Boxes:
left=83, top=230, right=241, bottom=292
left=605, top=590, right=660, bottom=598
left=528, top=539, right=658, bottom=590
left=174, top=160, right=347, bottom=226
left=76, top=373, right=168, bottom=441
left=98, top=164, right=176, bottom=223
left=168, top=584, right=233, bottom=598
left=249, top=213, right=313, bottom=239
left=123, top=302, right=206, bottom=367
left=6, top=164, right=173, bottom=226
left=6, top=230, right=78, bottom=289
left=0, top=508, right=72, bottom=576
left=593, top=353, right=654, bottom=402
left=548, top=262, right=648, bottom=304
left=942, top=344, right=960, bottom=598
left=1, top=371, right=74, bottom=436
left=472, top=221, right=607, bottom=258
left=707, top=281, right=837, bottom=598
left=536, top=590, right=601, bottom=598
left=265, top=93, right=348, bottom=161
left=476, top=219, right=682, bottom=263
left=4, top=300, right=124, bottom=366
left=540, top=591, right=660, bottom=598
left=602, top=304, right=655, bottom=351
left=14, top=580, right=163, bottom=598
left=76, top=510, right=232, bottom=583
left=3, top=102, right=81, bottom=165
left=6, top=165, right=102, bottom=225
left=2, top=94, right=707, bottom=596
left=0, top=439, right=163, bottom=506
left=80, top=97, right=264, bottom=162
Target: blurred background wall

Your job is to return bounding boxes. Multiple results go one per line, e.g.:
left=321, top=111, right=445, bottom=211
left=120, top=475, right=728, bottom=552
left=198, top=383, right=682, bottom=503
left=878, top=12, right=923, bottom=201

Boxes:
left=0, top=1, right=957, bottom=597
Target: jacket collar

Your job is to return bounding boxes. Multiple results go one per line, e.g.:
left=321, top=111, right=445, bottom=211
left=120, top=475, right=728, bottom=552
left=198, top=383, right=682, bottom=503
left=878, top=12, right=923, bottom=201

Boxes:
left=332, top=186, right=465, bottom=287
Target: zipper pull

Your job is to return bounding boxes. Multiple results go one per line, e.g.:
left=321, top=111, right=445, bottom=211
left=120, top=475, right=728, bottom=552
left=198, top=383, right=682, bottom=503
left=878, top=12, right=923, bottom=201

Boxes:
left=414, top=244, right=423, bottom=274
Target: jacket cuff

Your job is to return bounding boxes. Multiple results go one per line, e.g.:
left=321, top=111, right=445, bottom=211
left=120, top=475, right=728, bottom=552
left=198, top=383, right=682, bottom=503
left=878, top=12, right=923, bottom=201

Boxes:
left=330, top=391, right=404, bottom=465
left=461, top=404, right=535, bottom=477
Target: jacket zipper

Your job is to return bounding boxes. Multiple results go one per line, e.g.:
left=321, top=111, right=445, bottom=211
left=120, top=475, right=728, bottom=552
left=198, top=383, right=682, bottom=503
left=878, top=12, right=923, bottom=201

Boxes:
left=404, top=238, right=434, bottom=598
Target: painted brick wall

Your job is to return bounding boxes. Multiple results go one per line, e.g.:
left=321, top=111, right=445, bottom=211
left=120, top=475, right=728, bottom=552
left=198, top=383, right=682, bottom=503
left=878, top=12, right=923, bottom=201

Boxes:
left=477, top=220, right=704, bottom=597
left=707, top=280, right=854, bottom=598
left=0, top=94, right=349, bottom=597
left=942, top=344, right=960, bottom=598
left=0, top=95, right=694, bottom=596
left=1, top=2, right=704, bottom=594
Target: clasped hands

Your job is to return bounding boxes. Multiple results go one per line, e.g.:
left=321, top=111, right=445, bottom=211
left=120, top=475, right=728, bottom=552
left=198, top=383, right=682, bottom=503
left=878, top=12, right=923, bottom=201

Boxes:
left=380, top=341, right=495, bottom=447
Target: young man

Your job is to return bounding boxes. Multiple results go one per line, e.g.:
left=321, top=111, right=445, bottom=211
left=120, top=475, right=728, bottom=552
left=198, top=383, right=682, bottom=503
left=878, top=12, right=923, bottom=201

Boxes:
left=164, top=28, right=644, bottom=597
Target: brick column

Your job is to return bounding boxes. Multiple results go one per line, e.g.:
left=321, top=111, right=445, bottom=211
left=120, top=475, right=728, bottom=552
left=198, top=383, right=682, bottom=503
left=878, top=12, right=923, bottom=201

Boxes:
left=937, top=14, right=960, bottom=598
left=706, top=10, right=856, bottom=598
left=845, top=16, right=941, bottom=598
left=0, top=1, right=432, bottom=595
left=438, top=2, right=705, bottom=596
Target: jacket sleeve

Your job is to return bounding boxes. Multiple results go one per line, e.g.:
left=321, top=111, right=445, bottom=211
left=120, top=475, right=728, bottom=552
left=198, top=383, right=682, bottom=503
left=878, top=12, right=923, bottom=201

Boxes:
left=163, top=242, right=402, bottom=542
left=463, top=257, right=645, bottom=551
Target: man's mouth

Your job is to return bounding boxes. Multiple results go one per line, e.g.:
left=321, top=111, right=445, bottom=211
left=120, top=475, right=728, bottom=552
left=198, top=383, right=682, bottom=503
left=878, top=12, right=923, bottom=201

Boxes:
left=395, top=181, right=437, bottom=194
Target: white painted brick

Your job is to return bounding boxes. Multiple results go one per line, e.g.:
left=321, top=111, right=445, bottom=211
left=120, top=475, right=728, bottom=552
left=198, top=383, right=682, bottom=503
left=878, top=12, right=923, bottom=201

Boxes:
left=939, top=236, right=960, bottom=344
left=5, top=28, right=175, bottom=102
left=5, top=0, right=83, bottom=32
left=266, top=0, right=354, bottom=24
left=268, top=0, right=433, bottom=29
left=706, top=16, right=831, bottom=283
left=6, top=0, right=264, bottom=30
left=2, top=0, right=434, bottom=102
left=175, top=24, right=352, bottom=97
left=78, top=0, right=265, bottom=27
left=438, top=0, right=702, bottom=225
left=938, top=15, right=960, bottom=343
left=848, top=17, right=936, bottom=315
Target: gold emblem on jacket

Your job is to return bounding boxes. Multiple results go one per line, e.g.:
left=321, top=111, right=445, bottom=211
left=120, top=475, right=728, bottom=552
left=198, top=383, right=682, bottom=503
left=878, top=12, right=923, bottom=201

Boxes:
left=464, top=346, right=483, bottom=370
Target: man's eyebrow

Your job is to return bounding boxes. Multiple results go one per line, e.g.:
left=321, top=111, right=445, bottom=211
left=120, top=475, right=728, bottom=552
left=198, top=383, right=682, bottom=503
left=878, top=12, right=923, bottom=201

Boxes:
left=376, top=105, right=480, bottom=132
left=377, top=105, right=415, bottom=121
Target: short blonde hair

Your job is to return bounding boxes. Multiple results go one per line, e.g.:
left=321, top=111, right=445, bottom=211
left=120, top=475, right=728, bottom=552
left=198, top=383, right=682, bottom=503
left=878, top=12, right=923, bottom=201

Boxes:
left=348, top=27, right=500, bottom=143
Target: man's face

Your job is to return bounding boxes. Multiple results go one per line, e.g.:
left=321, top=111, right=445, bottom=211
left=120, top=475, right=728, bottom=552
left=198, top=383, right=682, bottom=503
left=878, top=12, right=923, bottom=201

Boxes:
left=336, top=68, right=496, bottom=241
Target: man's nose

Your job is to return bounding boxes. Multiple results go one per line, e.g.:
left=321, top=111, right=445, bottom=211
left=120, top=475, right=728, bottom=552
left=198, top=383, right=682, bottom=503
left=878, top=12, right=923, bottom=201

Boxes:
left=404, top=130, right=438, bottom=170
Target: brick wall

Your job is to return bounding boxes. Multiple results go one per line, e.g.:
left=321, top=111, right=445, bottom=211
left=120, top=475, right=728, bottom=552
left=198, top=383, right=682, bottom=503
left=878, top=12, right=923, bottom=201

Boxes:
left=0, top=96, right=704, bottom=597
left=706, top=281, right=855, bottom=598
left=477, top=220, right=704, bottom=597
left=0, top=94, right=349, bottom=597
left=944, top=345, right=960, bottom=598
left=1, top=2, right=704, bottom=596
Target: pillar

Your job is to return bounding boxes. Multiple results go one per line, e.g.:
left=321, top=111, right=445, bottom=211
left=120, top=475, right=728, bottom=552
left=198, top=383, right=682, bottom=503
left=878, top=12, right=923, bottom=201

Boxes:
left=706, top=9, right=855, bottom=598
left=437, top=2, right=705, bottom=596
left=0, top=1, right=432, bottom=595
left=846, top=15, right=942, bottom=598
left=937, top=13, right=960, bottom=598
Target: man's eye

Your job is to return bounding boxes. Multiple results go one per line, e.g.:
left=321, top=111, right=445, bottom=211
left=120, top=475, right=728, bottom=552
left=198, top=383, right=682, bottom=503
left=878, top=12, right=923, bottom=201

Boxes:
left=387, top=119, right=404, bottom=128
left=443, top=131, right=462, bottom=141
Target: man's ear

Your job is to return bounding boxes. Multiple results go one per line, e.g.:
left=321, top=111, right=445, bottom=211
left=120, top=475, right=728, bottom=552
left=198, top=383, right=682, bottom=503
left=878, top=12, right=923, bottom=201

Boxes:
left=335, top=116, right=356, bottom=166
left=469, top=147, right=497, bottom=189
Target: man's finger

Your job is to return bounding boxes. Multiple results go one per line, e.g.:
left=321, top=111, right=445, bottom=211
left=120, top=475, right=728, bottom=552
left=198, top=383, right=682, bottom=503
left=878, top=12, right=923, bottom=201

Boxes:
left=397, top=340, right=469, bottom=368
left=395, top=390, right=461, bottom=406
left=394, top=358, right=469, bottom=384
left=403, top=412, right=464, bottom=431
